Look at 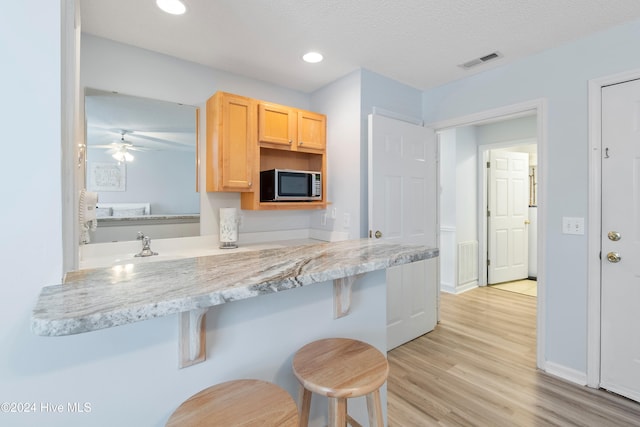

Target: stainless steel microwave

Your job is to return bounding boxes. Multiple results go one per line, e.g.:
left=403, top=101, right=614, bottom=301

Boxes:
left=260, top=169, right=322, bottom=201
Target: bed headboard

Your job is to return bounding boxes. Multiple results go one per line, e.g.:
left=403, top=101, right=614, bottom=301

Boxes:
left=96, top=202, right=150, bottom=217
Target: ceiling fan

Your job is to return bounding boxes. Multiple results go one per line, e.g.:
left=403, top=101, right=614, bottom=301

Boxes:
left=89, top=130, right=151, bottom=162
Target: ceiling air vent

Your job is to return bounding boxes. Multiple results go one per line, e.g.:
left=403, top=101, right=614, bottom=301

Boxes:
left=459, top=51, right=503, bottom=69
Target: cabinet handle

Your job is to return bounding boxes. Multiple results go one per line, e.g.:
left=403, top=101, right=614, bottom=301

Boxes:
left=299, top=141, right=304, bottom=146
left=248, top=182, right=252, bottom=187
left=288, top=140, right=293, bottom=145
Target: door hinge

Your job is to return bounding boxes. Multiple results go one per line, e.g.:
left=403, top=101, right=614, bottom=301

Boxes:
left=369, top=230, right=372, bottom=238
left=487, top=259, right=491, bottom=266
left=487, top=161, right=490, bottom=168
left=487, top=210, right=491, bottom=217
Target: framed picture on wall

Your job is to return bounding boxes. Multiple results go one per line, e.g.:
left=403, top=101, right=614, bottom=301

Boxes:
left=88, top=162, right=126, bottom=192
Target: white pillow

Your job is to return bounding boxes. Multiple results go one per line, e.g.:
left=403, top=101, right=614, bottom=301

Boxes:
left=112, top=207, right=145, bottom=217
left=95, top=207, right=112, bottom=218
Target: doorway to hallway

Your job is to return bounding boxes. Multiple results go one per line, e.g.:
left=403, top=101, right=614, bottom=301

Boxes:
left=431, top=98, right=546, bottom=370
left=438, top=114, right=538, bottom=292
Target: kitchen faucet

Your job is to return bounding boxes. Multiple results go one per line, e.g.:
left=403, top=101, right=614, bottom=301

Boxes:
left=135, top=232, right=158, bottom=257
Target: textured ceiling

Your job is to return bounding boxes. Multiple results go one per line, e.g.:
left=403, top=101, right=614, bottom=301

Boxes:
left=80, top=0, right=640, bottom=93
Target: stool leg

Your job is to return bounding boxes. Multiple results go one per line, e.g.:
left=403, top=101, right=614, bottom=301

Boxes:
left=366, top=389, right=384, bottom=427
left=328, top=397, right=347, bottom=427
left=297, top=384, right=312, bottom=427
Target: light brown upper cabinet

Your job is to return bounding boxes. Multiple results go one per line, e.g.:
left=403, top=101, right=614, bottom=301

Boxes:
left=207, top=92, right=327, bottom=210
left=259, top=102, right=326, bottom=152
left=297, top=110, right=326, bottom=151
left=258, top=102, right=296, bottom=149
left=206, top=92, right=256, bottom=192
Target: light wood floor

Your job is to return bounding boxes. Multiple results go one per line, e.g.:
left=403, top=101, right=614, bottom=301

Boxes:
left=387, top=287, right=640, bottom=426
left=490, top=279, right=537, bottom=297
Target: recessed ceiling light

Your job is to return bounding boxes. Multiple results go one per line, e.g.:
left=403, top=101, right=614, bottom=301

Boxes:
left=156, top=0, right=186, bottom=15
left=303, top=52, right=323, bottom=64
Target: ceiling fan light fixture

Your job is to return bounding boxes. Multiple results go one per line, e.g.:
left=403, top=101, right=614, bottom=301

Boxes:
left=302, top=51, right=323, bottom=63
left=156, top=0, right=186, bottom=15
left=112, top=149, right=134, bottom=162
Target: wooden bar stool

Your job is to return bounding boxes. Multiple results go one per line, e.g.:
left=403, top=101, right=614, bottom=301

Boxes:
left=292, top=338, right=389, bottom=427
left=166, top=379, right=298, bottom=427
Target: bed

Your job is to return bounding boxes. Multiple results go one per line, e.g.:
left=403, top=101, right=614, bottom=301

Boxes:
left=95, top=202, right=151, bottom=218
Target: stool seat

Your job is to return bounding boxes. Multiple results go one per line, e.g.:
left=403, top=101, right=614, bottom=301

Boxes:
left=166, top=379, right=298, bottom=427
left=293, top=338, right=389, bottom=427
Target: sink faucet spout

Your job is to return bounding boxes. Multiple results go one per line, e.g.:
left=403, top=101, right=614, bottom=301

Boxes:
left=135, top=232, right=158, bottom=257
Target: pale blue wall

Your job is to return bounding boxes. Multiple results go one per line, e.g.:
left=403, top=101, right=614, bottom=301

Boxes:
left=455, top=126, right=478, bottom=244
left=423, top=18, right=640, bottom=374
left=82, top=34, right=310, bottom=110
left=476, top=115, right=537, bottom=146
left=439, top=129, right=457, bottom=229
left=311, top=70, right=362, bottom=238
left=88, top=149, right=199, bottom=215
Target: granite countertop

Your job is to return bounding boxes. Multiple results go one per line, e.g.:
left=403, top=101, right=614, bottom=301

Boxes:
left=32, top=239, right=439, bottom=337
left=97, top=214, right=199, bottom=224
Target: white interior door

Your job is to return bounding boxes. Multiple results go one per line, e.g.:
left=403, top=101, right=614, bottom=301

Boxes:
left=600, top=78, right=640, bottom=402
left=487, top=150, right=529, bottom=284
left=368, top=114, right=438, bottom=351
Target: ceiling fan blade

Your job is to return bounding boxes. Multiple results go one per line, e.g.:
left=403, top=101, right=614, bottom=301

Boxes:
left=127, top=146, right=154, bottom=152
left=88, top=144, right=118, bottom=149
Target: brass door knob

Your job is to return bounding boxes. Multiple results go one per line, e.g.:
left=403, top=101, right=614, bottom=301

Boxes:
left=374, top=230, right=382, bottom=239
left=608, top=231, right=621, bottom=241
left=607, top=252, right=621, bottom=263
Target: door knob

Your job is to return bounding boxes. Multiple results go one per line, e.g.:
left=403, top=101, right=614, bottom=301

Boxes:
left=374, top=230, right=382, bottom=239
left=607, top=231, right=621, bottom=241
left=606, top=252, right=621, bottom=263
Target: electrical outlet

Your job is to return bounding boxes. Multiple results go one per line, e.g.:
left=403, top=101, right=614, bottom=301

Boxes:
left=343, top=213, right=350, bottom=228
left=321, top=212, right=327, bottom=226
left=562, top=217, right=584, bottom=235
left=331, top=208, right=337, bottom=219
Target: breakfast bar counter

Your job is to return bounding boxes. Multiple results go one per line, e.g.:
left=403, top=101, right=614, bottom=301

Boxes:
left=30, top=239, right=438, bottom=424
left=32, top=239, right=438, bottom=338
left=31, top=239, right=438, bottom=368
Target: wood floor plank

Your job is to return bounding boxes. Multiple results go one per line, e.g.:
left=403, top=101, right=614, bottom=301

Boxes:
left=387, top=287, right=640, bottom=426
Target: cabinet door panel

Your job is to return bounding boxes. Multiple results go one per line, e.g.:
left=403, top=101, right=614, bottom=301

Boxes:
left=222, top=97, right=254, bottom=190
left=259, top=103, right=295, bottom=148
left=298, top=111, right=326, bottom=151
left=206, top=92, right=255, bottom=192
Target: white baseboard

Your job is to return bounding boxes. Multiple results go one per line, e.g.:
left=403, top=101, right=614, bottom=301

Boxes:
left=440, top=282, right=456, bottom=294
left=544, top=361, right=587, bottom=386
left=440, top=281, right=478, bottom=295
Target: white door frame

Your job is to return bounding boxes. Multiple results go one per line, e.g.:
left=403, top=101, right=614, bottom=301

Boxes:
left=587, top=68, right=640, bottom=388
left=480, top=139, right=537, bottom=286
left=428, top=98, right=548, bottom=370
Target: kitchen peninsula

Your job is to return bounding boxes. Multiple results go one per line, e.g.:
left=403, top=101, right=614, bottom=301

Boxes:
left=32, top=238, right=437, bottom=425
left=33, top=239, right=437, bottom=335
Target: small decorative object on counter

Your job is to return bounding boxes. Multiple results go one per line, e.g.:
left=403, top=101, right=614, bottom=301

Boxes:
left=219, top=207, right=239, bottom=249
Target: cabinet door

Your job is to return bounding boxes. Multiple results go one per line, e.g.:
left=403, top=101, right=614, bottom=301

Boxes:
left=258, top=102, right=296, bottom=148
left=221, top=95, right=255, bottom=190
left=297, top=110, right=326, bottom=151
left=205, top=93, right=256, bottom=192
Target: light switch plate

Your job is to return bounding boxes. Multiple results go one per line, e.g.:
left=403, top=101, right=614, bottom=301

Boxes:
left=562, top=217, right=585, bottom=235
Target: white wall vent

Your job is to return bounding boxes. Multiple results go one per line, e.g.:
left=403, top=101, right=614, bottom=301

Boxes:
left=457, top=240, right=478, bottom=286
left=459, top=51, right=503, bottom=69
